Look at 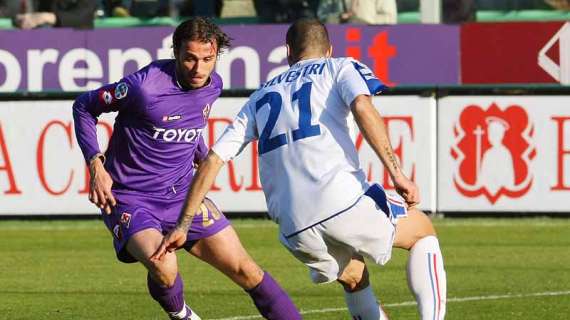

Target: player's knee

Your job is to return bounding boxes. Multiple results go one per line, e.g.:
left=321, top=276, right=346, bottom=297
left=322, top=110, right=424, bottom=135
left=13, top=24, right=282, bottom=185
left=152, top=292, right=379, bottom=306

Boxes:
left=338, top=264, right=370, bottom=292
left=230, top=258, right=265, bottom=290
left=338, top=270, right=369, bottom=292
left=237, top=258, right=264, bottom=283
left=151, top=269, right=178, bottom=288
left=394, top=209, right=437, bottom=250
left=147, top=259, right=177, bottom=287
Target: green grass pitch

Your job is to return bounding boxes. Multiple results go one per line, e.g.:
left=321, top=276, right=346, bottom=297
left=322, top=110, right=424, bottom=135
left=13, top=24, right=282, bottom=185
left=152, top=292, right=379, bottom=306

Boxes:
left=0, top=218, right=569, bottom=319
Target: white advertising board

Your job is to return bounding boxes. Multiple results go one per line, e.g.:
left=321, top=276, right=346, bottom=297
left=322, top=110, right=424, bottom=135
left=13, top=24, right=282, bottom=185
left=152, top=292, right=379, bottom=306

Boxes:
left=438, top=96, right=570, bottom=211
left=0, top=95, right=435, bottom=215
left=0, top=100, right=114, bottom=214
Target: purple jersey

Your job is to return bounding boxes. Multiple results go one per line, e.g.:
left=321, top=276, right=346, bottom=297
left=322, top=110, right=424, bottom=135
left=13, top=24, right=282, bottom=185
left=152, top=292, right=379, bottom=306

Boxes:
left=73, top=59, right=221, bottom=193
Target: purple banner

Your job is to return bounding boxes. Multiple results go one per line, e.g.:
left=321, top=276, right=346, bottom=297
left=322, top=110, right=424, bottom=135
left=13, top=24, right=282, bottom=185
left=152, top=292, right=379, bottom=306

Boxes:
left=0, top=24, right=459, bottom=92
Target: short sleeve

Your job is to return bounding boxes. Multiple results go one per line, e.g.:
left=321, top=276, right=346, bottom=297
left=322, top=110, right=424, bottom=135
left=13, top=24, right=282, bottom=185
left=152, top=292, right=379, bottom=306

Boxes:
left=211, top=101, right=259, bottom=162
left=336, top=59, right=387, bottom=107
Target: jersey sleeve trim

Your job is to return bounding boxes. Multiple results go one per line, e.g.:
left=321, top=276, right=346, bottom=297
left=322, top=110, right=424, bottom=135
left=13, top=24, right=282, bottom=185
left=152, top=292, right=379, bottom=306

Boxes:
left=350, top=61, right=387, bottom=95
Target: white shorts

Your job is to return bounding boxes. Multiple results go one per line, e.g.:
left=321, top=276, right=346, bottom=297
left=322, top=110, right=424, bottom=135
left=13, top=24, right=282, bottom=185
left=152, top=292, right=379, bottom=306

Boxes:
left=279, top=184, right=408, bottom=284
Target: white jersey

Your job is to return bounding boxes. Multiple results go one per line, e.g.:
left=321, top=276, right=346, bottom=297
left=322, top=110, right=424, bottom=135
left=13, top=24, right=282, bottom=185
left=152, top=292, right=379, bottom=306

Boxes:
left=213, top=57, right=386, bottom=237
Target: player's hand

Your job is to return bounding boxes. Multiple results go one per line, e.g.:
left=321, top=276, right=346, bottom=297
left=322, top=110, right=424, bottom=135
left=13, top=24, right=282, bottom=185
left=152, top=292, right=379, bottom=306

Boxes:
left=14, top=14, right=39, bottom=29
left=392, top=173, right=420, bottom=207
left=192, top=156, right=203, bottom=169
left=14, top=13, right=55, bottom=29
left=89, top=158, right=116, bottom=214
left=150, top=227, right=188, bottom=261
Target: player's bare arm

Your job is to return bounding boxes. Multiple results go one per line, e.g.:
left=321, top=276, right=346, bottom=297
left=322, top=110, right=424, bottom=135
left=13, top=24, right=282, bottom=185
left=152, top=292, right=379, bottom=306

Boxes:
left=177, top=151, right=225, bottom=231
left=350, top=94, right=420, bottom=206
left=151, top=151, right=225, bottom=260
left=88, top=154, right=116, bottom=214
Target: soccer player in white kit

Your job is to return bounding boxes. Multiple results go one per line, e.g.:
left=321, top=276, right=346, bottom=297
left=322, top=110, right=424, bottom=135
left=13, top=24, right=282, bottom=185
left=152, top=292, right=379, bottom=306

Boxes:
left=152, top=19, right=447, bottom=320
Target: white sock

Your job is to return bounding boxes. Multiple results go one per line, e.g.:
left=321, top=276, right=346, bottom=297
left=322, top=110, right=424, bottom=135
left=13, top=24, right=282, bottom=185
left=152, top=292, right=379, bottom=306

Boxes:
left=344, top=285, right=388, bottom=320
left=407, top=236, right=447, bottom=320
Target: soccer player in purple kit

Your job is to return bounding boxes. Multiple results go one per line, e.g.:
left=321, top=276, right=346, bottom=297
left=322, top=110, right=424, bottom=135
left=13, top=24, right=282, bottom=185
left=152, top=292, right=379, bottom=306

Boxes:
left=72, top=17, right=301, bottom=320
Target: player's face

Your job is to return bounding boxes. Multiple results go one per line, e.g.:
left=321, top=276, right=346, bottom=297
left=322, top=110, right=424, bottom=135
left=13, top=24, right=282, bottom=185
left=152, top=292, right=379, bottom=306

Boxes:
left=175, top=39, right=218, bottom=89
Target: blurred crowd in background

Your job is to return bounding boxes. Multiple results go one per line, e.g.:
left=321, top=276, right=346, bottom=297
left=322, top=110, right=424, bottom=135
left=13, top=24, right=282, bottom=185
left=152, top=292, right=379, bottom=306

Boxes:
left=0, top=0, right=569, bottom=30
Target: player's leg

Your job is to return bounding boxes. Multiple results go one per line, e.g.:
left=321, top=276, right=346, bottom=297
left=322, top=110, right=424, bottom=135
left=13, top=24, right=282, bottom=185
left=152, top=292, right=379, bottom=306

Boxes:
left=127, top=228, right=200, bottom=320
left=337, top=255, right=389, bottom=320
left=393, top=208, right=447, bottom=320
left=189, top=224, right=301, bottom=320
left=181, top=198, right=300, bottom=319
left=313, top=193, right=393, bottom=320
left=279, top=198, right=389, bottom=320
left=361, top=184, right=446, bottom=319
left=102, top=196, right=201, bottom=320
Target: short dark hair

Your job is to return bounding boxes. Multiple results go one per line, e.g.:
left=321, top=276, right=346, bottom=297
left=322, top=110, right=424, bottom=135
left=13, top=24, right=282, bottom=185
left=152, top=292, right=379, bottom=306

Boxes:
left=286, top=19, right=330, bottom=59
left=173, top=17, right=232, bottom=55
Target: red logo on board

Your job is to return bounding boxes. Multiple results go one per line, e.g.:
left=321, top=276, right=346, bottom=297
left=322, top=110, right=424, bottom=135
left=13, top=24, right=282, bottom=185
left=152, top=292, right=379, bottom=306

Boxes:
left=451, top=103, right=536, bottom=204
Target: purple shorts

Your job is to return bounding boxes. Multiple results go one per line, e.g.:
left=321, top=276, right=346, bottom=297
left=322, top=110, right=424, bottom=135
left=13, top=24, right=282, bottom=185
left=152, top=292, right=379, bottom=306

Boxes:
left=102, top=187, right=230, bottom=263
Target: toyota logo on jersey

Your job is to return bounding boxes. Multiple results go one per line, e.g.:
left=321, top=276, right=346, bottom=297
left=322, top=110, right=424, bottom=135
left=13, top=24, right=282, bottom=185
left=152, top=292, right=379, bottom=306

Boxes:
left=152, top=127, right=203, bottom=143
left=450, top=103, right=536, bottom=204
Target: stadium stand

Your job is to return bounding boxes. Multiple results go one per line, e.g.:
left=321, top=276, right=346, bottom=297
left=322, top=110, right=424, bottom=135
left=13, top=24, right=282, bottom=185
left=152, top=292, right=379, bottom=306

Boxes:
left=0, top=0, right=569, bottom=29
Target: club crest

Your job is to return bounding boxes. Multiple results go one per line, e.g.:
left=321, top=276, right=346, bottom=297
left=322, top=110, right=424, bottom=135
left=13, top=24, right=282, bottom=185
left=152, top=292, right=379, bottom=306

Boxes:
left=450, top=103, right=536, bottom=204
left=202, top=103, right=211, bottom=122
left=119, top=212, right=131, bottom=229
left=101, top=90, right=113, bottom=105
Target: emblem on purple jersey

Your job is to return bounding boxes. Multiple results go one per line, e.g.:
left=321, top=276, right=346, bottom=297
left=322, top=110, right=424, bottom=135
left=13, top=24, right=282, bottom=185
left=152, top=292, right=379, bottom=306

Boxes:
left=101, top=90, right=113, bottom=105
left=114, top=82, right=128, bottom=99
left=202, top=103, right=211, bottom=122
left=120, top=212, right=131, bottom=228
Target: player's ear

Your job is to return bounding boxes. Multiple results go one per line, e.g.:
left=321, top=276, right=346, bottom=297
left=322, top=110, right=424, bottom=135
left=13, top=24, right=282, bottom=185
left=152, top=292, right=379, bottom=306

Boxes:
left=326, top=45, right=333, bottom=58
left=286, top=44, right=294, bottom=66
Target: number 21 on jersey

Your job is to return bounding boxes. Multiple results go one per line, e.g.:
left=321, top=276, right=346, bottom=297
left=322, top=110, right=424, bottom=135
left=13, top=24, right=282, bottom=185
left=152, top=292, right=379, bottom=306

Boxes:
left=255, top=82, right=321, bottom=155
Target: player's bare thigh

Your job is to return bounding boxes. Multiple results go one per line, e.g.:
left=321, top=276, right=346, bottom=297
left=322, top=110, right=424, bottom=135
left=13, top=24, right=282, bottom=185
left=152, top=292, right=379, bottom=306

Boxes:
left=127, top=228, right=179, bottom=286
left=187, top=224, right=264, bottom=289
left=393, top=208, right=436, bottom=250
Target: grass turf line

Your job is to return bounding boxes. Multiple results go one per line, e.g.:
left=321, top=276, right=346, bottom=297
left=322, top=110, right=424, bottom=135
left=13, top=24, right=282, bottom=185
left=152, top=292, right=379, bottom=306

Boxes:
left=0, top=218, right=568, bottom=319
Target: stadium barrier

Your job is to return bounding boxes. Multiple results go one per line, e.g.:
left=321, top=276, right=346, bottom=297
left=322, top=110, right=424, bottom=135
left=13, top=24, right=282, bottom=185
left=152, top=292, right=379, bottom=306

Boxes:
left=3, top=21, right=570, bottom=93
left=0, top=86, right=569, bottom=217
